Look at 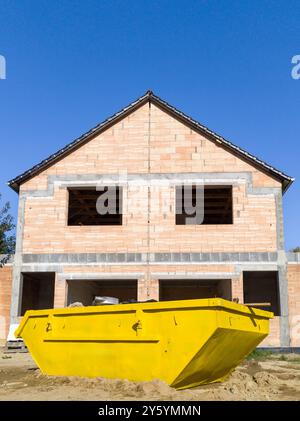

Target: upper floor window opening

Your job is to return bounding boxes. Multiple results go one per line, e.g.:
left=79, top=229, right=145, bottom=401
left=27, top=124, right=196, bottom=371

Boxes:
left=176, top=185, right=233, bottom=225
left=67, top=186, right=122, bottom=226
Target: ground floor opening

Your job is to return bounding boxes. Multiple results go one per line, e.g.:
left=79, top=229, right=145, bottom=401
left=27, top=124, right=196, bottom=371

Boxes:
left=20, top=272, right=55, bottom=316
left=66, top=279, right=138, bottom=306
left=159, top=278, right=232, bottom=301
left=243, top=271, right=280, bottom=315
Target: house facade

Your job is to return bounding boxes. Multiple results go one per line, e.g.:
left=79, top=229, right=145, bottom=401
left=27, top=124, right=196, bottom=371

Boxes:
left=1, top=91, right=300, bottom=348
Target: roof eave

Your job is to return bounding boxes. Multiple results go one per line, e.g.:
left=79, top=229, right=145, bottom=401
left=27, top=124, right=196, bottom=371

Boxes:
left=149, top=94, right=294, bottom=194
left=7, top=90, right=294, bottom=194
left=7, top=92, right=151, bottom=192
left=282, top=178, right=295, bottom=194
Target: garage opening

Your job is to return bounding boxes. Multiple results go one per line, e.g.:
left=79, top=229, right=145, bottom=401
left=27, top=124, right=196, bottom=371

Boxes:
left=159, top=279, right=232, bottom=301
left=243, top=271, right=280, bottom=315
left=20, top=272, right=55, bottom=316
left=67, top=279, right=138, bottom=306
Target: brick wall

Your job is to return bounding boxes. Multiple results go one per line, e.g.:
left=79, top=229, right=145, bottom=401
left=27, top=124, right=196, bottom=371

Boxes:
left=287, top=263, right=300, bottom=347
left=259, top=317, right=281, bottom=347
left=20, top=103, right=280, bottom=254
left=0, top=264, right=12, bottom=340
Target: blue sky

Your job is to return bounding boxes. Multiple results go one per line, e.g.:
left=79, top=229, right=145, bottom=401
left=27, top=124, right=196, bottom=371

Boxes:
left=0, top=0, right=299, bottom=249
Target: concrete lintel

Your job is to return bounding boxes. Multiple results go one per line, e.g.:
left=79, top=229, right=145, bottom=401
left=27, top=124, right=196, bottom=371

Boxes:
left=152, top=272, right=238, bottom=280
left=57, top=272, right=144, bottom=281
left=20, top=172, right=248, bottom=197
left=237, top=264, right=279, bottom=272
left=20, top=171, right=281, bottom=199
left=21, top=265, right=64, bottom=273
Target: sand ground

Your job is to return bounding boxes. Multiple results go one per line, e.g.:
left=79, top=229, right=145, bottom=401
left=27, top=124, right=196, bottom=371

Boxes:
left=0, top=347, right=300, bottom=401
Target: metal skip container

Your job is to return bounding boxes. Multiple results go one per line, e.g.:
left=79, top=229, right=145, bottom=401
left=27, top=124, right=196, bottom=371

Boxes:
left=15, top=298, right=273, bottom=389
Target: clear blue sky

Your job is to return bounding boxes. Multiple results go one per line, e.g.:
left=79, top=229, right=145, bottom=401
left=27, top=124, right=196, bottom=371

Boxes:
left=0, top=0, right=299, bottom=249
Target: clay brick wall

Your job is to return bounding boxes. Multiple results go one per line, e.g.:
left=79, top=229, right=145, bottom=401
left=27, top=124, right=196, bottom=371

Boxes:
left=20, top=103, right=280, bottom=255
left=287, top=263, right=300, bottom=347
left=0, top=264, right=12, bottom=340
left=259, top=317, right=281, bottom=347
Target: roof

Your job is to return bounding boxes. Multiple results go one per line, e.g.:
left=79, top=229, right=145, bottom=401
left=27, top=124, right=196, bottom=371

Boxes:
left=8, top=90, right=294, bottom=193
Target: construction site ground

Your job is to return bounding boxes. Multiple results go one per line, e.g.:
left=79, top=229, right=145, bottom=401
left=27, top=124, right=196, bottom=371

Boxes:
left=0, top=347, right=299, bottom=401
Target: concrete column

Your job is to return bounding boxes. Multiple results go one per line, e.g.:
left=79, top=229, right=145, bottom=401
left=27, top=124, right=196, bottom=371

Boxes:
left=54, top=275, right=67, bottom=308
left=276, top=187, right=290, bottom=347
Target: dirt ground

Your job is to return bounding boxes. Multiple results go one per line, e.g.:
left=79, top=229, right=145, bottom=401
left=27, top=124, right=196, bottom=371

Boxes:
left=0, top=347, right=300, bottom=401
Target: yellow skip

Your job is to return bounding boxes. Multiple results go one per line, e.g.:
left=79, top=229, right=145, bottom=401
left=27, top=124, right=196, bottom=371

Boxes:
left=15, top=298, right=273, bottom=389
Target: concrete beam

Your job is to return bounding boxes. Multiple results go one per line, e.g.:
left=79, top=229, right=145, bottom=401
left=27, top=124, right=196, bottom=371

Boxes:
left=21, top=252, right=280, bottom=265
left=57, top=272, right=143, bottom=281
left=20, top=171, right=281, bottom=199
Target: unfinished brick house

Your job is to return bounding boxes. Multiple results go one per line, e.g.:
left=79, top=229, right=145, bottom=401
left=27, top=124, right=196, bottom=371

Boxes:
left=1, top=91, right=300, bottom=348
